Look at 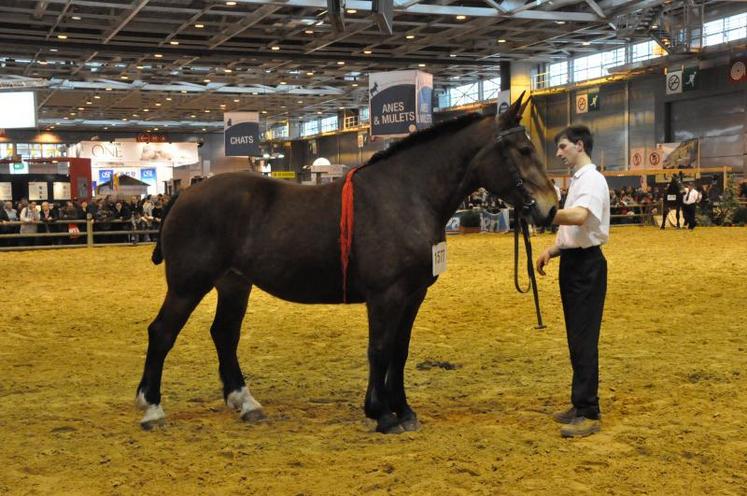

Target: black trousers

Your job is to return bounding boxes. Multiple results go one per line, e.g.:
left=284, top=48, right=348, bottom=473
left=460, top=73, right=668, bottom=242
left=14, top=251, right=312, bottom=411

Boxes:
left=559, top=246, right=607, bottom=419
left=684, top=204, right=697, bottom=229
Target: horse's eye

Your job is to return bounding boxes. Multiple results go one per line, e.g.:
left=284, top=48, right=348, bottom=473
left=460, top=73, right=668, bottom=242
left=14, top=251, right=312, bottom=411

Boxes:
left=519, top=147, right=532, bottom=156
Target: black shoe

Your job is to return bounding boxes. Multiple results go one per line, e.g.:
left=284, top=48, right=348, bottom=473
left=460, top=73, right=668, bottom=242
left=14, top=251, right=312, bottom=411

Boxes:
left=560, top=417, right=601, bottom=438
left=551, top=407, right=578, bottom=424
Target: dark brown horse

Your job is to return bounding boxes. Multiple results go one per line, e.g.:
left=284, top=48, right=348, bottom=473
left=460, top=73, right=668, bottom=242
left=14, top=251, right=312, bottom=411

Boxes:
left=136, top=94, right=558, bottom=433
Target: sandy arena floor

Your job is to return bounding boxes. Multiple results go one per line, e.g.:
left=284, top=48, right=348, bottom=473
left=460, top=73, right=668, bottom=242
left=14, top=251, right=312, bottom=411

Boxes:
left=1, top=227, right=746, bottom=495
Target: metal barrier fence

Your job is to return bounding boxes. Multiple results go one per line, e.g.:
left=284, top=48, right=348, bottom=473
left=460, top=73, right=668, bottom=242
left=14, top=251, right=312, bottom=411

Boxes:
left=0, top=218, right=159, bottom=251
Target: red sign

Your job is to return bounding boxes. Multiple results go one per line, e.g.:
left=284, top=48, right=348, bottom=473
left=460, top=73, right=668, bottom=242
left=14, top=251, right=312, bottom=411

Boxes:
left=137, top=133, right=168, bottom=143
left=648, top=151, right=661, bottom=166
left=729, top=56, right=746, bottom=83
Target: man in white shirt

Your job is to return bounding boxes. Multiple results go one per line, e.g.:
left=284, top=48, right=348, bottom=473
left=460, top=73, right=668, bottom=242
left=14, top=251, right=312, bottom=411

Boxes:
left=682, top=182, right=699, bottom=230
left=536, top=125, right=610, bottom=438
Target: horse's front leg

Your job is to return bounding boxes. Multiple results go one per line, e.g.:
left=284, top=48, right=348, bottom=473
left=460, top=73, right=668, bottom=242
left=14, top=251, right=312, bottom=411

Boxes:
left=364, top=287, right=407, bottom=434
left=385, top=287, right=427, bottom=432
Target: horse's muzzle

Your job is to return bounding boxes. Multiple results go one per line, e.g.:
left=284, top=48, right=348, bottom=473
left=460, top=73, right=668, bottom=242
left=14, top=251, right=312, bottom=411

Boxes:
left=528, top=204, right=556, bottom=227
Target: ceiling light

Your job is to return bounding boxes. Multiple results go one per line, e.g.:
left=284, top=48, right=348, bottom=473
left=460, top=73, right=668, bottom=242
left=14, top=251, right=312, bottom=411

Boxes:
left=456, top=15, right=467, bottom=20
left=582, top=41, right=591, bottom=46
left=120, top=76, right=128, bottom=80
left=279, top=81, right=287, bottom=85
left=136, top=65, right=144, bottom=69
left=418, top=63, right=426, bottom=67
left=154, top=128, right=159, bottom=131
left=104, top=127, right=108, bottom=130
left=405, top=34, right=415, bottom=40
left=94, top=95, right=101, bottom=99
left=39, top=61, right=48, bottom=65
left=363, top=50, right=372, bottom=54
left=165, top=97, right=172, bottom=101
left=337, top=61, right=345, bottom=65
left=205, top=109, right=211, bottom=113
left=72, top=16, right=81, bottom=20
left=339, top=106, right=345, bottom=110
left=77, top=107, right=84, bottom=110
left=317, top=111, right=322, bottom=114
left=555, top=20, right=566, bottom=24
left=86, top=101, right=92, bottom=105
left=449, top=53, right=457, bottom=58
left=352, top=83, right=358, bottom=87
left=297, top=100, right=303, bottom=104
left=50, top=48, right=58, bottom=52
left=154, top=53, right=163, bottom=58
left=226, top=1, right=237, bottom=5
left=64, top=117, right=69, bottom=120
left=57, top=34, right=68, bottom=39
left=204, top=79, right=211, bottom=83
left=106, top=87, right=112, bottom=91
left=224, top=68, right=232, bottom=73
left=132, top=114, right=139, bottom=117
left=304, top=30, right=314, bottom=34
left=190, top=114, right=196, bottom=118
left=181, top=90, right=187, bottom=93
left=195, top=24, right=204, bottom=28
left=170, top=41, right=179, bottom=45
left=498, top=39, right=506, bottom=43
left=306, top=71, right=314, bottom=76
left=271, top=46, right=280, bottom=51
left=143, top=109, right=149, bottom=112
left=154, top=103, right=161, bottom=107
left=346, top=9, right=357, bottom=14
left=261, top=110, right=267, bottom=114
left=233, top=99, right=240, bottom=102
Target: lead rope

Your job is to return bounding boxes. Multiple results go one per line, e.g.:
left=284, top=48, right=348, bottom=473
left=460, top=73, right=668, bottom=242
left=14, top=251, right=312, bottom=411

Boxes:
left=513, top=214, right=547, bottom=330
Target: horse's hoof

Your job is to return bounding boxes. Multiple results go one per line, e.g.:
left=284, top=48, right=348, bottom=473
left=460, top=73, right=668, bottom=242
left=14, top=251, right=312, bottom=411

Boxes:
left=140, top=417, right=165, bottom=431
left=140, top=404, right=165, bottom=430
left=400, top=417, right=422, bottom=432
left=376, top=413, right=402, bottom=434
left=241, top=408, right=266, bottom=423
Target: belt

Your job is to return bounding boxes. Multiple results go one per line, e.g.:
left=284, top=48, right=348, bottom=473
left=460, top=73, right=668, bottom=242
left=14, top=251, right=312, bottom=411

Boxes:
left=560, top=245, right=601, bottom=255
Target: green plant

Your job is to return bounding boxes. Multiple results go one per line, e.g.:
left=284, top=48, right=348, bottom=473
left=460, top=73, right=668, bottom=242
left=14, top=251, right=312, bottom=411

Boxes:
left=732, top=207, right=747, bottom=225
left=460, top=209, right=482, bottom=228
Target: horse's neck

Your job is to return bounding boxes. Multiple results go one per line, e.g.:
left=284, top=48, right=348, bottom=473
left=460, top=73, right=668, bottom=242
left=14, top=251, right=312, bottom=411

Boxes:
left=369, top=119, right=491, bottom=227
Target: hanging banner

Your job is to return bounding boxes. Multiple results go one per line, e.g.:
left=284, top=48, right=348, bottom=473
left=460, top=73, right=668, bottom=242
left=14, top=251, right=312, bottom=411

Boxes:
left=575, top=92, right=588, bottom=114
left=369, top=70, right=432, bottom=139
left=28, top=181, right=48, bottom=201
left=53, top=182, right=71, bottom=200
left=140, top=168, right=157, bottom=188
left=729, top=56, right=746, bottom=83
left=0, top=182, right=12, bottom=200
left=496, top=89, right=511, bottom=115
left=98, top=169, right=114, bottom=185
left=224, top=112, right=260, bottom=156
left=71, top=141, right=198, bottom=167
left=666, top=70, right=683, bottom=95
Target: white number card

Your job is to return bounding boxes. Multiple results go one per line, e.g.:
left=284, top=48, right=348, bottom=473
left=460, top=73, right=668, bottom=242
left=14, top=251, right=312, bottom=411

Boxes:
left=432, top=241, right=447, bottom=276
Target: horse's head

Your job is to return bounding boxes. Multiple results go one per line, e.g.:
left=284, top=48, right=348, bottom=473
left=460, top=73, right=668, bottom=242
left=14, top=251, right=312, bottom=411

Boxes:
left=469, top=92, right=558, bottom=226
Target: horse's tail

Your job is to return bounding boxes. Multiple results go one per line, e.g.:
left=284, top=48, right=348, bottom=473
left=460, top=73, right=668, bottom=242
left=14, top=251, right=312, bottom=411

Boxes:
left=151, top=191, right=181, bottom=265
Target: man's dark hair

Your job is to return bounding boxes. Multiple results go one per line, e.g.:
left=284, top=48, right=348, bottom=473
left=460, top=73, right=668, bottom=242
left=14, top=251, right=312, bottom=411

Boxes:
left=555, top=125, right=593, bottom=155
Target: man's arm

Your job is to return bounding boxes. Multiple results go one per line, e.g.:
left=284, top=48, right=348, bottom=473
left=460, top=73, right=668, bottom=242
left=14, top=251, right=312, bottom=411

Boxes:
left=553, top=206, right=590, bottom=226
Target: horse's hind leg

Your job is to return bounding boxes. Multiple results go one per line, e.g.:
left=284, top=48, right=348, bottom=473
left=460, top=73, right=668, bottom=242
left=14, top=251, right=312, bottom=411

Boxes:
left=386, top=287, right=427, bottom=432
left=364, top=286, right=407, bottom=434
left=211, top=272, right=265, bottom=422
left=136, top=289, right=206, bottom=429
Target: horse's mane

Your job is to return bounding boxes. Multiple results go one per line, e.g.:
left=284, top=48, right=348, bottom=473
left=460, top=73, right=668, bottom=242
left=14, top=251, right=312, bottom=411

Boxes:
left=365, top=112, right=486, bottom=166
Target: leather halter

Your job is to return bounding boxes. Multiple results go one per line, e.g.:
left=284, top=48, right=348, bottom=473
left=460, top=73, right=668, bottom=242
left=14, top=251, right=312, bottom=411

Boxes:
left=495, top=125, right=538, bottom=216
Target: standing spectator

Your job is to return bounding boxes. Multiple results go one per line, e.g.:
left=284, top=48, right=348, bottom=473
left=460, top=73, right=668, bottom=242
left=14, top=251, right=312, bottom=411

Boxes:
left=536, top=124, right=609, bottom=438
left=38, top=201, right=58, bottom=245
left=19, top=201, right=40, bottom=245
left=1, top=200, right=19, bottom=247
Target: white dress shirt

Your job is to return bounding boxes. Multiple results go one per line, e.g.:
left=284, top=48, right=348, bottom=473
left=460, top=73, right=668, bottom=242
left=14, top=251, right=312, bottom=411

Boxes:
left=556, top=163, right=610, bottom=249
left=683, top=188, right=700, bottom=205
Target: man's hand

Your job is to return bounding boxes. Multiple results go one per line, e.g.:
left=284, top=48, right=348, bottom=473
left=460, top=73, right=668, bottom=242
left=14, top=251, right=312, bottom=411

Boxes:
left=536, top=246, right=560, bottom=276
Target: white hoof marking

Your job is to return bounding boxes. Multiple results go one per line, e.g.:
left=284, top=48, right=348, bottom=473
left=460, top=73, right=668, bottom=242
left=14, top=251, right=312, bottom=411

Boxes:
left=226, top=386, right=265, bottom=420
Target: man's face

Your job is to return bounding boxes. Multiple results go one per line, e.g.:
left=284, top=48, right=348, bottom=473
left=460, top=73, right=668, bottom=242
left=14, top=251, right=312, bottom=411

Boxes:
left=555, top=137, right=583, bottom=168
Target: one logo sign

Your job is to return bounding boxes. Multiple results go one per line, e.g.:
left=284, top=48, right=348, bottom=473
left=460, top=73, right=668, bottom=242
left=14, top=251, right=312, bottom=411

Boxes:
left=729, top=57, right=746, bottom=83
left=576, top=93, right=588, bottom=114
left=666, top=70, right=683, bottom=95
left=224, top=112, right=260, bottom=156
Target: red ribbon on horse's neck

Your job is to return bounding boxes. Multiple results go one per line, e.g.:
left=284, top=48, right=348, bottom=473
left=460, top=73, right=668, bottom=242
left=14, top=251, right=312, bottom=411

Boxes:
left=339, top=166, right=365, bottom=303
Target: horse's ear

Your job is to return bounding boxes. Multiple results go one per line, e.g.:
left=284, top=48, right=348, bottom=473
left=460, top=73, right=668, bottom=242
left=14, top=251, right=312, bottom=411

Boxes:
left=497, top=91, right=525, bottom=124
left=519, top=95, right=531, bottom=117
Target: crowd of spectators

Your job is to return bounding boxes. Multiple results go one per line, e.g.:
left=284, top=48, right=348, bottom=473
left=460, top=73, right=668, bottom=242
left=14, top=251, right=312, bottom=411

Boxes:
left=0, top=194, right=171, bottom=247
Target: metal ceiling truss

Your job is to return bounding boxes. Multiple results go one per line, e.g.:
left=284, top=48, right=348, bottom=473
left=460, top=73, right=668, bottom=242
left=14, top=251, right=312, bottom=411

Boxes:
left=0, top=0, right=741, bottom=131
